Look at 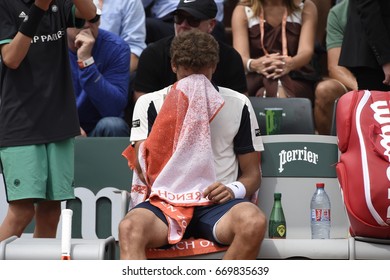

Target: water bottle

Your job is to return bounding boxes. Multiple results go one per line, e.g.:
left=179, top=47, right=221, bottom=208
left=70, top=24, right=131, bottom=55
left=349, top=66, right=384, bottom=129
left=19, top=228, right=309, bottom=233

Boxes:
left=310, top=183, right=331, bottom=239
left=269, top=192, right=286, bottom=239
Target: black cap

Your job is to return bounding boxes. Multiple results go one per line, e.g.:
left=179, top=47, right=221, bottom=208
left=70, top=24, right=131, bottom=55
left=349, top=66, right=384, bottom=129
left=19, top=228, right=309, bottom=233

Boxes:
left=175, top=0, right=217, bottom=20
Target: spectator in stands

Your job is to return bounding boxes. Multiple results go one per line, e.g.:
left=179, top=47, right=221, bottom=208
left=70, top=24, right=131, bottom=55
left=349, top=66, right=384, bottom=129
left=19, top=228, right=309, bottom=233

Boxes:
left=67, top=19, right=130, bottom=137
left=339, top=0, right=390, bottom=91
left=0, top=0, right=97, bottom=242
left=311, top=0, right=335, bottom=78
left=119, top=30, right=266, bottom=260
left=142, top=0, right=226, bottom=43
left=95, top=0, right=146, bottom=74
left=93, top=0, right=147, bottom=131
left=231, top=0, right=319, bottom=102
left=314, top=0, right=357, bottom=135
left=133, top=0, right=248, bottom=103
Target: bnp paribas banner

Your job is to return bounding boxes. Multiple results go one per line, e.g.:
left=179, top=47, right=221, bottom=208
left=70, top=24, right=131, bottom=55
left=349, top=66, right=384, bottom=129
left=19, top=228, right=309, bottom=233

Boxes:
left=261, top=135, right=338, bottom=178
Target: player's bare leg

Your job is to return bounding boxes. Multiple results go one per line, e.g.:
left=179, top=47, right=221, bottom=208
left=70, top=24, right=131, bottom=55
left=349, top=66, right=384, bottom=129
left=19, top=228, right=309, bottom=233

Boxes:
left=215, top=202, right=266, bottom=259
left=119, top=208, right=169, bottom=259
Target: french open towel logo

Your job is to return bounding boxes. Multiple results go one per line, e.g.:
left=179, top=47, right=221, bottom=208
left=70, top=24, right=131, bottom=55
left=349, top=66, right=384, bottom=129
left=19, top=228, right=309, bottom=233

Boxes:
left=278, top=147, right=319, bottom=173
left=370, top=100, right=390, bottom=181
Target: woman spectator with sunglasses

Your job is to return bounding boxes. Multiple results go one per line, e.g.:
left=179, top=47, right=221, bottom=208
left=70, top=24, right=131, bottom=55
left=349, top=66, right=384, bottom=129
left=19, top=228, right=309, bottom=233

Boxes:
left=132, top=0, right=248, bottom=113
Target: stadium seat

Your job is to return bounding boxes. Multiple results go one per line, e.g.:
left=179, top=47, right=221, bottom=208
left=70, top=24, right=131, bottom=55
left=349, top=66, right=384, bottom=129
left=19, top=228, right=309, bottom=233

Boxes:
left=249, top=97, right=315, bottom=135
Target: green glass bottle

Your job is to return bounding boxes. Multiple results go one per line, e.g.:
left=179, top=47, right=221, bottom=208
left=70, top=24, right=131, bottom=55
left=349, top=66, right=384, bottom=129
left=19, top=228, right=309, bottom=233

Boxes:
left=269, top=192, right=286, bottom=239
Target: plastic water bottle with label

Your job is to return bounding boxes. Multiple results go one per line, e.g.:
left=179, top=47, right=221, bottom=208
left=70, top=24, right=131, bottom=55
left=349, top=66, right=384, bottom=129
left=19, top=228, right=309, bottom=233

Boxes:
left=310, top=183, right=331, bottom=239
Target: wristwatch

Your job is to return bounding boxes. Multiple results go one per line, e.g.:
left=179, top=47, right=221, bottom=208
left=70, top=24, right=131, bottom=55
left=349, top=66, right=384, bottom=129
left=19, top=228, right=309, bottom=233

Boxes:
left=78, top=57, right=95, bottom=69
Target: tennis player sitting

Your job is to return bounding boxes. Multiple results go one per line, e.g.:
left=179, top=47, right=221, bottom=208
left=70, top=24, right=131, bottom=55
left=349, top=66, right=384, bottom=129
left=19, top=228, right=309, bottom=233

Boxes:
left=119, top=30, right=266, bottom=260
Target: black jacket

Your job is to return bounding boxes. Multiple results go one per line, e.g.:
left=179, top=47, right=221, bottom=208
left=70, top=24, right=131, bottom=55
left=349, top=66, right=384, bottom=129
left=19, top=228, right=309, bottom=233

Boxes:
left=339, top=0, right=390, bottom=69
left=134, top=35, right=248, bottom=94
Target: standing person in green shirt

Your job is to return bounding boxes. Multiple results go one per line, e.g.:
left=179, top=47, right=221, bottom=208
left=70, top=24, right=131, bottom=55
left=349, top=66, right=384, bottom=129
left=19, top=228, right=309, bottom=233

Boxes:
left=0, top=0, right=97, bottom=241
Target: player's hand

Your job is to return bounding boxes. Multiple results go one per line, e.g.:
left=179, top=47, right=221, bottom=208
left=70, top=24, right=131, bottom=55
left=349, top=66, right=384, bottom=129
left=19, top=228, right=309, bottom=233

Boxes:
left=203, top=182, right=234, bottom=204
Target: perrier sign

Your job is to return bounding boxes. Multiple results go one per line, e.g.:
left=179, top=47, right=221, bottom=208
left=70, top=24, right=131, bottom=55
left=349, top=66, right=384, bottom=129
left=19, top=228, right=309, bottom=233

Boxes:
left=261, top=140, right=338, bottom=178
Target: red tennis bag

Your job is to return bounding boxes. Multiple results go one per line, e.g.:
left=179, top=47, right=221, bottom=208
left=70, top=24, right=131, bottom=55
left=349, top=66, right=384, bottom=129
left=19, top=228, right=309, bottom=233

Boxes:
left=336, top=90, right=390, bottom=238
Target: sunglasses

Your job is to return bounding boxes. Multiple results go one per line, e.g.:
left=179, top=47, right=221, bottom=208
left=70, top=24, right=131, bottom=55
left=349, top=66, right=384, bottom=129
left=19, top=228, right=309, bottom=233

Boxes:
left=173, top=13, right=202, bottom=28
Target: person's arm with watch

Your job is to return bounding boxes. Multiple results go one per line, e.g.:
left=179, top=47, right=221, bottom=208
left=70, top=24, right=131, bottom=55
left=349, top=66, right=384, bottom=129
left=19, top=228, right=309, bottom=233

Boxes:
left=75, top=3, right=102, bottom=69
left=75, top=27, right=95, bottom=69
left=71, top=20, right=130, bottom=118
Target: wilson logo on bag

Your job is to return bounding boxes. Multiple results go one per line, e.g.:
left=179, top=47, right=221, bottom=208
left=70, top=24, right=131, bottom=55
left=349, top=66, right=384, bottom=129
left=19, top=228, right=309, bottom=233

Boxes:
left=336, top=90, right=390, bottom=238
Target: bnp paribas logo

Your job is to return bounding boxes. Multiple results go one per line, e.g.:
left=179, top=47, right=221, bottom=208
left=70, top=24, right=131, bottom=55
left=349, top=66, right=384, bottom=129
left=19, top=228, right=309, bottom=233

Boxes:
left=279, top=147, right=319, bottom=173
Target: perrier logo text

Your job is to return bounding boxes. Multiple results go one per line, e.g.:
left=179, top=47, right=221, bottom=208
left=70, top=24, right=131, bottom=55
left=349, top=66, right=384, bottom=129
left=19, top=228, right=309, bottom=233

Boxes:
left=279, top=147, right=319, bottom=173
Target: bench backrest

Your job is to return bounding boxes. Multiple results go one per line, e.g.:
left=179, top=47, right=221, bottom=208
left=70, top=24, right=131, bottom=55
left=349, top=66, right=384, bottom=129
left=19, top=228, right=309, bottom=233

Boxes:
left=259, top=135, right=349, bottom=239
left=67, top=135, right=349, bottom=241
left=1, top=135, right=349, bottom=241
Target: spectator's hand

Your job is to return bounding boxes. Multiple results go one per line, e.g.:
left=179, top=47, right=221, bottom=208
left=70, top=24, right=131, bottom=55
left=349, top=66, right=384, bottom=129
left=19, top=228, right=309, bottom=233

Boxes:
left=75, top=28, right=95, bottom=61
left=80, top=127, right=87, bottom=137
left=203, top=182, right=234, bottom=204
left=269, top=55, right=293, bottom=80
left=251, top=53, right=291, bottom=80
left=262, top=53, right=284, bottom=78
left=382, top=63, right=390, bottom=86
left=251, top=53, right=280, bottom=77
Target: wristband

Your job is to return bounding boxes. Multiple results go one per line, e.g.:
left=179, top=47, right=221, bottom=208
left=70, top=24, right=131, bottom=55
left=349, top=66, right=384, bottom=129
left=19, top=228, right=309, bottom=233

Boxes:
left=19, top=4, right=46, bottom=38
left=78, top=57, right=95, bottom=69
left=246, top=58, right=253, bottom=73
left=226, top=181, right=246, bottom=199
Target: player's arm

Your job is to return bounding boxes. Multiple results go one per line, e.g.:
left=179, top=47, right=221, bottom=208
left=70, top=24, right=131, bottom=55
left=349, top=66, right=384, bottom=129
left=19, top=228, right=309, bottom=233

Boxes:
left=236, top=151, right=261, bottom=197
left=133, top=140, right=146, bottom=184
left=203, top=151, right=261, bottom=203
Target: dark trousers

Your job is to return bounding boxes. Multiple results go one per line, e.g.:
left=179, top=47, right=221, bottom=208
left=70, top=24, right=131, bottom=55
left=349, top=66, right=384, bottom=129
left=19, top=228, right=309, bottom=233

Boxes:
left=351, top=67, right=390, bottom=91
